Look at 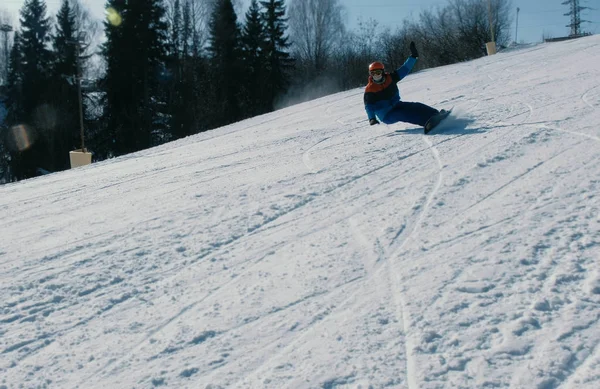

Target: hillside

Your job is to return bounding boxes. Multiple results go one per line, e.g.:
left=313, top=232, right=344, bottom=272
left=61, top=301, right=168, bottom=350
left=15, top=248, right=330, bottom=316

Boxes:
left=1, top=35, right=599, bottom=389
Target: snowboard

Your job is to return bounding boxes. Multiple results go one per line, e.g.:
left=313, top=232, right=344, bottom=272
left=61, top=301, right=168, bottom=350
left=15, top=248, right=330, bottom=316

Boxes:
left=424, top=109, right=452, bottom=134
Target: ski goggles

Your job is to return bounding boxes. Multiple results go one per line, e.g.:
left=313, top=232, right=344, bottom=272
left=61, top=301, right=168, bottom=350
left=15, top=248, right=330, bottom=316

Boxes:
left=370, top=69, right=383, bottom=76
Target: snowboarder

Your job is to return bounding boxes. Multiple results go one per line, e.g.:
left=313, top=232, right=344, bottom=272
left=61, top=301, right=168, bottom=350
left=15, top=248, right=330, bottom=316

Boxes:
left=364, top=42, right=448, bottom=133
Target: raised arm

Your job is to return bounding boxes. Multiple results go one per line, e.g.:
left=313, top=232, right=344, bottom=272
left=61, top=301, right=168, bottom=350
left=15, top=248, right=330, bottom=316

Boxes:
left=395, top=41, right=419, bottom=80
left=395, top=57, right=417, bottom=80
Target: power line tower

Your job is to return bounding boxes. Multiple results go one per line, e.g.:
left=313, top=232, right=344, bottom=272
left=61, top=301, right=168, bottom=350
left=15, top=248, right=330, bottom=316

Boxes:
left=561, top=0, right=589, bottom=36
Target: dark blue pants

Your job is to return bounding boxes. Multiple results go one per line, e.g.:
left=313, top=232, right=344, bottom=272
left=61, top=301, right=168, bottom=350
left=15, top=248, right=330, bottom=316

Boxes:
left=381, top=101, right=438, bottom=126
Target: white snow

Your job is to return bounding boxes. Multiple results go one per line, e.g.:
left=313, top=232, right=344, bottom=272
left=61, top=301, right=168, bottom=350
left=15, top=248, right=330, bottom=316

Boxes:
left=1, top=35, right=600, bottom=389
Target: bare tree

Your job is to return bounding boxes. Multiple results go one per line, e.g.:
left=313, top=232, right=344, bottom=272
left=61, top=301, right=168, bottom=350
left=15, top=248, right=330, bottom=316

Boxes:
left=70, top=0, right=99, bottom=39
left=288, top=0, right=346, bottom=73
left=352, top=17, right=381, bottom=61
left=447, top=0, right=512, bottom=57
left=166, top=0, right=213, bottom=57
left=409, top=0, right=513, bottom=67
left=0, top=9, right=13, bottom=86
left=411, top=7, right=460, bottom=67
left=449, top=0, right=487, bottom=58
left=58, top=0, right=101, bottom=80
left=489, top=0, right=513, bottom=47
left=335, top=17, right=382, bottom=89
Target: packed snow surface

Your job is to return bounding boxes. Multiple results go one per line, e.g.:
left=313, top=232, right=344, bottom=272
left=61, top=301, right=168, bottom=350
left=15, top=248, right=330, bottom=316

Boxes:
left=1, top=36, right=600, bottom=389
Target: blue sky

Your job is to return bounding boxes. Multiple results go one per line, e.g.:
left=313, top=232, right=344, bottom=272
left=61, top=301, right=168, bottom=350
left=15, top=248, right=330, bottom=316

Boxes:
left=342, top=0, right=600, bottom=43
left=2, top=0, right=599, bottom=43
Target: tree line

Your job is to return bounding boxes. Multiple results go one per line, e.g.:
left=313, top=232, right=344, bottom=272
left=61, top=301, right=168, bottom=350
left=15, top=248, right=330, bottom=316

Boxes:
left=0, top=0, right=512, bottom=183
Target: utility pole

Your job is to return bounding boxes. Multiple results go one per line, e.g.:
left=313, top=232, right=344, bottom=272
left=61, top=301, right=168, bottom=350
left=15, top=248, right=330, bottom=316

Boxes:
left=75, top=33, right=86, bottom=152
left=515, top=7, right=520, bottom=44
left=0, top=24, right=12, bottom=85
left=68, top=32, right=92, bottom=168
left=562, top=0, right=589, bottom=37
left=66, top=32, right=87, bottom=150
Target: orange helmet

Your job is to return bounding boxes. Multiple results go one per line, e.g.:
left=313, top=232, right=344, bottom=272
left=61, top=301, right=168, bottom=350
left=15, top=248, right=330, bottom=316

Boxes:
left=369, top=62, right=384, bottom=72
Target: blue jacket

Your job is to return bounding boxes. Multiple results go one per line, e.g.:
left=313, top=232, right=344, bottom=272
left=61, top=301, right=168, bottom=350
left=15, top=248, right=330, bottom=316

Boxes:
left=364, top=57, right=417, bottom=121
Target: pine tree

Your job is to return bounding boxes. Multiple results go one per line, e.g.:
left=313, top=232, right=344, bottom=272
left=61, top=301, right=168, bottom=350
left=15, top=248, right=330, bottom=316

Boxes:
left=5, top=32, right=24, bottom=125
left=102, top=0, right=169, bottom=155
left=19, top=0, right=52, bottom=116
left=241, top=0, right=267, bottom=116
left=179, top=0, right=209, bottom=135
left=207, top=0, right=243, bottom=126
left=166, top=0, right=186, bottom=139
left=50, top=0, right=80, bottom=171
left=3, top=32, right=24, bottom=181
left=260, top=0, right=294, bottom=111
left=5, top=0, right=54, bottom=180
left=54, top=0, right=77, bottom=82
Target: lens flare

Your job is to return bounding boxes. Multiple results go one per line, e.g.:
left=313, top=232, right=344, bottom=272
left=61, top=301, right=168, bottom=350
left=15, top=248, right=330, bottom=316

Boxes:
left=106, top=7, right=123, bottom=27
left=10, top=124, right=34, bottom=152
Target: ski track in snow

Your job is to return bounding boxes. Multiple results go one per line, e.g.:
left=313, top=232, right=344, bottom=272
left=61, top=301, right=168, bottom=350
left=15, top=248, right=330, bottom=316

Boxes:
left=396, top=133, right=445, bottom=389
left=302, top=137, right=331, bottom=173
left=581, top=85, right=599, bottom=110
left=562, top=341, right=600, bottom=388
left=225, top=98, right=456, bottom=386
left=234, top=103, right=439, bottom=387
left=76, top=146, right=400, bottom=385
left=2, top=36, right=600, bottom=389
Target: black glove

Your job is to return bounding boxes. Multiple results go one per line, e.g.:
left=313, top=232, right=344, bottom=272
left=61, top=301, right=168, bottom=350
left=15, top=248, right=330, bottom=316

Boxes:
left=369, top=118, right=379, bottom=126
left=410, top=41, right=419, bottom=58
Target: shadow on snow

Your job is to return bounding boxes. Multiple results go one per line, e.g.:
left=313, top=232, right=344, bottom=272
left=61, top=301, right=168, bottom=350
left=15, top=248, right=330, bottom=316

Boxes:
left=386, top=117, right=483, bottom=137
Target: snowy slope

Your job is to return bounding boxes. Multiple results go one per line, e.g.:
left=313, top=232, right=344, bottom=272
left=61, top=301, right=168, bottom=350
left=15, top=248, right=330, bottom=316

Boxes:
left=1, top=35, right=599, bottom=389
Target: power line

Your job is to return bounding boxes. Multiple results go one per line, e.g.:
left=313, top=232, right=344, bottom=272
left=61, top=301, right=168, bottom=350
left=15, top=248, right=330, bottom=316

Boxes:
left=353, top=1, right=446, bottom=6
